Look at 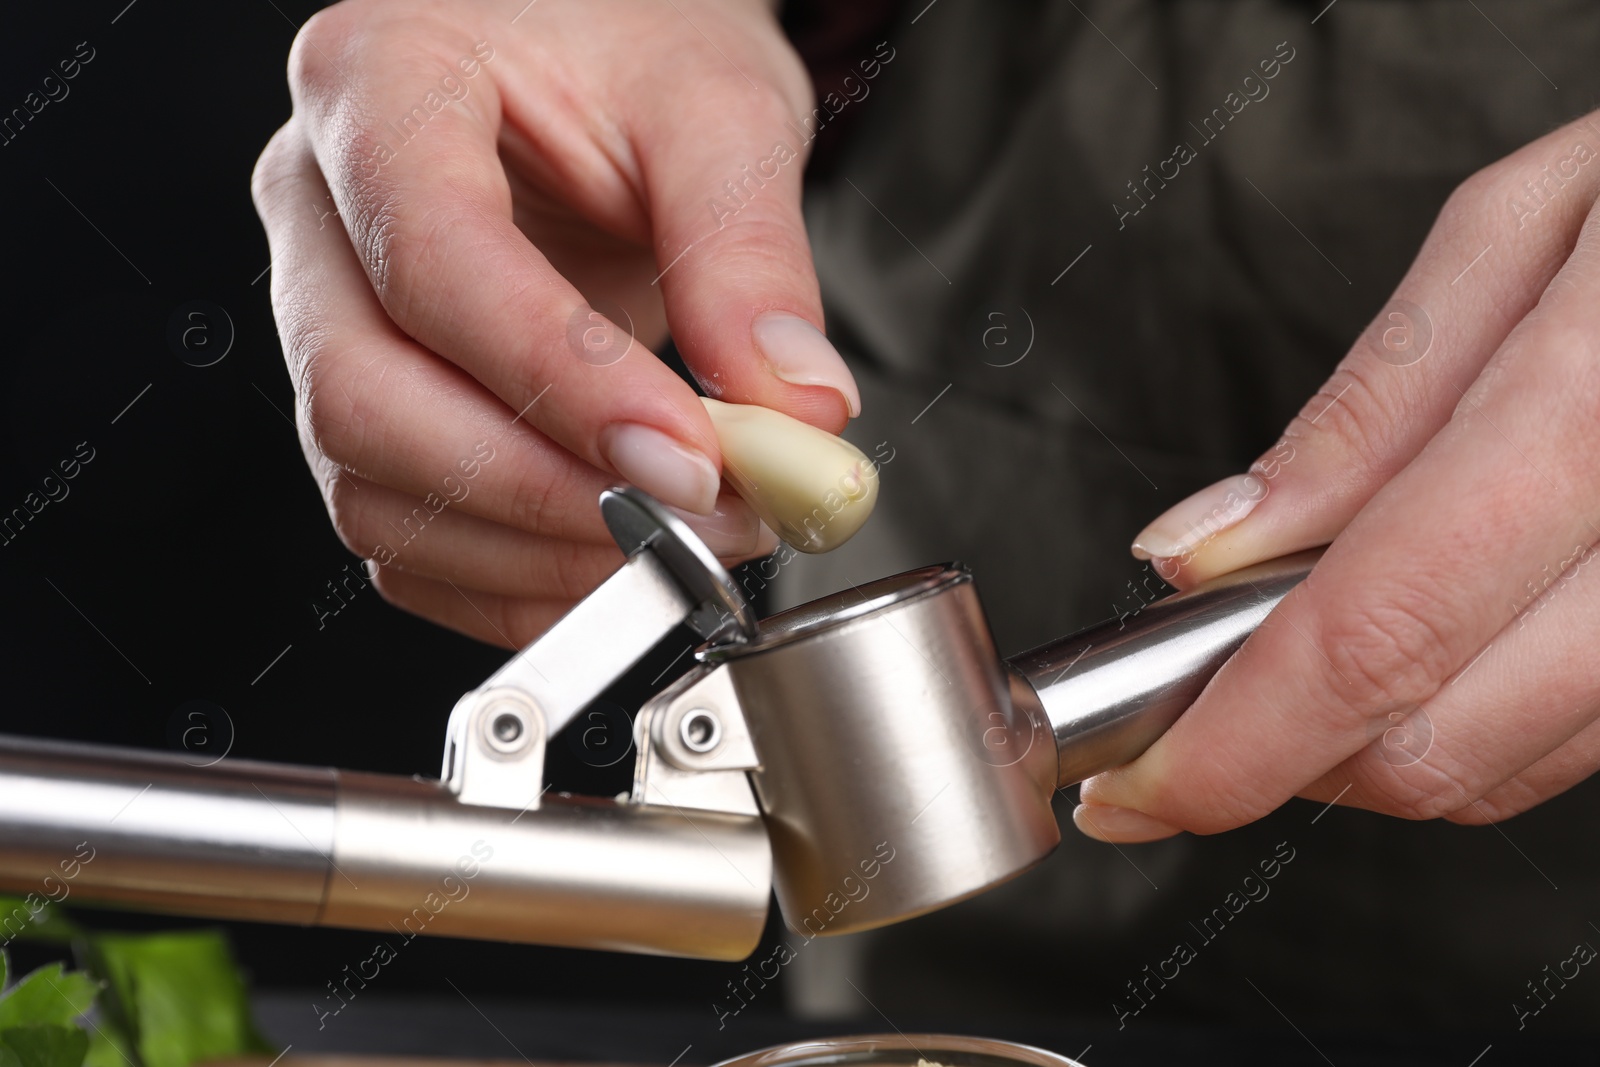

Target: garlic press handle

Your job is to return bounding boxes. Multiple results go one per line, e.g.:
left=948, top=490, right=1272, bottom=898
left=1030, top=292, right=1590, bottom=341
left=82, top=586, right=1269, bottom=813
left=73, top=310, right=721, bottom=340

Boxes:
left=1011, top=550, right=1321, bottom=787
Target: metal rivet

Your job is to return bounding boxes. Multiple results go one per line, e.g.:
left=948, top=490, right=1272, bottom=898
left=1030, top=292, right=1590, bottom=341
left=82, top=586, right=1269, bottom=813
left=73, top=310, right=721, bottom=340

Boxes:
left=679, top=708, right=721, bottom=754
left=484, top=707, right=531, bottom=755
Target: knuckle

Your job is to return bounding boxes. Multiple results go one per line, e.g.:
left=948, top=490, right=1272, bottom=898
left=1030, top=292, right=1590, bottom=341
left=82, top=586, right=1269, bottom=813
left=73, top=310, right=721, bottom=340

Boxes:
left=750, top=84, right=805, bottom=139
left=702, top=72, right=794, bottom=129
left=1443, top=799, right=1498, bottom=826
left=291, top=20, right=489, bottom=325
left=300, top=343, right=385, bottom=466
left=367, top=565, right=409, bottom=611
left=298, top=353, right=351, bottom=461
left=1442, top=165, right=1497, bottom=221
left=1438, top=157, right=1516, bottom=236
left=1443, top=797, right=1505, bottom=826
left=340, top=181, right=464, bottom=334
left=1364, top=760, right=1473, bottom=822
left=1517, top=304, right=1600, bottom=376
left=1129, top=762, right=1276, bottom=837
left=1279, top=364, right=1391, bottom=472
left=504, top=459, right=569, bottom=534
left=370, top=200, right=450, bottom=331
left=288, top=6, right=361, bottom=97
left=707, top=214, right=814, bottom=285
left=1311, top=582, right=1458, bottom=715
left=539, top=543, right=620, bottom=603
left=323, top=472, right=369, bottom=557
left=1443, top=806, right=1491, bottom=826
left=1182, top=779, right=1282, bottom=836
left=333, top=164, right=405, bottom=301
left=1445, top=776, right=1540, bottom=826
left=278, top=293, right=332, bottom=395
left=250, top=123, right=303, bottom=215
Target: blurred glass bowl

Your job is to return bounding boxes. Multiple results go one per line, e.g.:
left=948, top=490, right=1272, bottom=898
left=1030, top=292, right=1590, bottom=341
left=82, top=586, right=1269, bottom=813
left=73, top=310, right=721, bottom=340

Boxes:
left=711, top=1035, right=1083, bottom=1067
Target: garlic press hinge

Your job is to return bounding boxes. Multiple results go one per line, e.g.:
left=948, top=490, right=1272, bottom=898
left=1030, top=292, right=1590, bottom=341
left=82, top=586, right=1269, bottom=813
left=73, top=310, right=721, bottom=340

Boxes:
left=441, top=487, right=759, bottom=813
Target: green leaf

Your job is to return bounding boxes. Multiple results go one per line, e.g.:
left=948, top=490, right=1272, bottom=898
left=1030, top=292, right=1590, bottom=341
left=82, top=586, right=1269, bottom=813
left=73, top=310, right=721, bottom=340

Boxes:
left=0, top=1026, right=89, bottom=1067
left=0, top=900, right=83, bottom=946
left=0, top=965, right=97, bottom=1028
left=79, top=1026, right=134, bottom=1067
left=85, top=931, right=269, bottom=1067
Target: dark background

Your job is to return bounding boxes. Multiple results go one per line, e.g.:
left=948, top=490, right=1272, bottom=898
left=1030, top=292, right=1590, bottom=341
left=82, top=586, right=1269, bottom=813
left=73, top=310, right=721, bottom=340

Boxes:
left=2, top=1, right=1599, bottom=1064
left=0, top=0, right=770, bottom=1025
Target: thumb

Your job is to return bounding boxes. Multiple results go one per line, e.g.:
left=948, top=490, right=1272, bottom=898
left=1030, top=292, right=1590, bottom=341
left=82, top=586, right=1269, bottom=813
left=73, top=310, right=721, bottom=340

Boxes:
left=632, top=79, right=859, bottom=434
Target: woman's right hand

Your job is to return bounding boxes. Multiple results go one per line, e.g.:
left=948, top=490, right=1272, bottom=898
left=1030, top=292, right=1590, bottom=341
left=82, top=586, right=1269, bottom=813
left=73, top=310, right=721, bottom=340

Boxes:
left=251, top=0, right=859, bottom=647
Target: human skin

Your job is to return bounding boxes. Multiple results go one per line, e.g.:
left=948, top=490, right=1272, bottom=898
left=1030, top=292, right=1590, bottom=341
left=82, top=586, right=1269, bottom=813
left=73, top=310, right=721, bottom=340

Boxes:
left=251, top=0, right=859, bottom=647
left=1078, top=113, right=1600, bottom=838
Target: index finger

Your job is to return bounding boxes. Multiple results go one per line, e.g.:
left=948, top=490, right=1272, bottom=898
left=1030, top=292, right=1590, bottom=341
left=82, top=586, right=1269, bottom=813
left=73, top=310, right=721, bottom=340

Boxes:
left=287, top=11, right=725, bottom=515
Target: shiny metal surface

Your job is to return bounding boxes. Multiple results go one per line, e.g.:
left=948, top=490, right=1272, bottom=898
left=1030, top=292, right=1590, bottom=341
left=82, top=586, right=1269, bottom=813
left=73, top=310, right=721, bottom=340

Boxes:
left=443, top=486, right=760, bottom=811
left=443, top=684, right=550, bottom=811
left=710, top=1033, right=1084, bottom=1067
left=601, top=485, right=757, bottom=642
left=466, top=549, right=698, bottom=750
left=0, top=734, right=334, bottom=924
left=632, top=664, right=763, bottom=817
left=324, top=772, right=771, bottom=960
left=0, top=735, right=771, bottom=960
left=458, top=486, right=754, bottom=759
left=1012, top=550, right=1320, bottom=786
left=702, top=564, right=958, bottom=659
left=711, top=565, right=1060, bottom=937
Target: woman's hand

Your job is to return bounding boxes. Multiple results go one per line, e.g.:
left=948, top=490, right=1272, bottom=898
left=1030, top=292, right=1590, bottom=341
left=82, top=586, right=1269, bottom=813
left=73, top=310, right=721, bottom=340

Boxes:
left=251, top=0, right=858, bottom=647
left=1078, top=110, right=1600, bottom=839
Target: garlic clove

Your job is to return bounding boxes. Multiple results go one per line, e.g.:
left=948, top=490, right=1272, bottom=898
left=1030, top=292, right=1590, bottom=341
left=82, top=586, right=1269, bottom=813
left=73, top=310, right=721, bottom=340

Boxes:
left=700, top=397, right=880, bottom=554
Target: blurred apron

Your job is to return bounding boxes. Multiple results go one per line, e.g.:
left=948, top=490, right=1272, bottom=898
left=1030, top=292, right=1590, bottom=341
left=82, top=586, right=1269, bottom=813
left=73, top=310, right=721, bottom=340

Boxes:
left=775, top=0, right=1600, bottom=1031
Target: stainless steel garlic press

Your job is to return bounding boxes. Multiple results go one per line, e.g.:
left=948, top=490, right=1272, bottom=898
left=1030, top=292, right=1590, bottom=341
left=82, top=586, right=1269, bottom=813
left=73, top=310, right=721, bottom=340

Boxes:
left=0, top=488, right=1315, bottom=961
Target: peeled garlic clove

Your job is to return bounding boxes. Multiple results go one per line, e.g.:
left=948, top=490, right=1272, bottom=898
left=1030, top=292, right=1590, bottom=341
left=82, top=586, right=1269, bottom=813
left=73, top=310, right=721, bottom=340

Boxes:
left=700, top=397, right=879, bottom=553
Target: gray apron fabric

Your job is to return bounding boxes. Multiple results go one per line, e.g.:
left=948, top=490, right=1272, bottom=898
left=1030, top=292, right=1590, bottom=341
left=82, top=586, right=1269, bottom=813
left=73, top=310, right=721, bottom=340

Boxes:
left=775, top=0, right=1600, bottom=1031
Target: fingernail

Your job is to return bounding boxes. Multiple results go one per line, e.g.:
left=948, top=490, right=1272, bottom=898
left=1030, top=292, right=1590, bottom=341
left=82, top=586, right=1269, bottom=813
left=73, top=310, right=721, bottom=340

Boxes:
left=1131, top=473, right=1267, bottom=561
left=602, top=423, right=721, bottom=515
left=752, top=312, right=861, bottom=418
left=672, top=493, right=763, bottom=557
left=1072, top=803, right=1182, bottom=843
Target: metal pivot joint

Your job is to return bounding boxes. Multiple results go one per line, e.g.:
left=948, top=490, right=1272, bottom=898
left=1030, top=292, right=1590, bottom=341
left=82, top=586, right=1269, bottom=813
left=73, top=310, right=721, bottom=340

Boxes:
left=443, top=486, right=758, bottom=813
